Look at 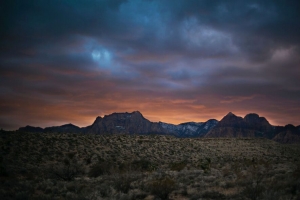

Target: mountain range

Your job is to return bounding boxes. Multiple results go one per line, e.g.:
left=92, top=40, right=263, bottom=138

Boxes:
left=17, top=111, right=300, bottom=144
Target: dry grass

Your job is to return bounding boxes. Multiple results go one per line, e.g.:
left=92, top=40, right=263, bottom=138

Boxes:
left=1, top=130, right=300, bottom=199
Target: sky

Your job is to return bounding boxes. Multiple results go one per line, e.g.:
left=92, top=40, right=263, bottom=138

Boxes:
left=1, top=0, right=300, bottom=130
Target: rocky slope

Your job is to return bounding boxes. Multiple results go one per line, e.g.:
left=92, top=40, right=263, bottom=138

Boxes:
left=273, top=124, right=300, bottom=144
left=87, top=111, right=165, bottom=135
left=87, top=111, right=218, bottom=136
left=159, top=119, right=218, bottom=137
left=205, top=112, right=274, bottom=139
left=206, top=112, right=275, bottom=138
left=205, top=112, right=300, bottom=143
left=159, top=122, right=203, bottom=137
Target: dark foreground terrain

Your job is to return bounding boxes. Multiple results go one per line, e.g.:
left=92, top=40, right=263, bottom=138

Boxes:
left=1, top=131, right=300, bottom=199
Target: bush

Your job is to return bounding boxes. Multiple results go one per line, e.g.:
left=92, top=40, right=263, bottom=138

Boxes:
left=88, top=161, right=112, bottom=177
left=149, top=176, right=176, bottom=200
left=243, top=184, right=265, bottom=200
left=98, top=184, right=112, bottom=197
left=0, top=163, right=8, bottom=177
left=131, top=159, right=156, bottom=172
left=169, top=161, right=187, bottom=171
left=202, top=191, right=226, bottom=199
left=242, top=164, right=267, bottom=200
left=113, top=174, right=133, bottom=193
left=200, top=157, right=211, bottom=173
left=51, top=158, right=84, bottom=181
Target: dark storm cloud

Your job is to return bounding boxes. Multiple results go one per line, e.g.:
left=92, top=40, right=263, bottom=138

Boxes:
left=1, top=0, right=300, bottom=129
left=2, top=0, right=300, bottom=53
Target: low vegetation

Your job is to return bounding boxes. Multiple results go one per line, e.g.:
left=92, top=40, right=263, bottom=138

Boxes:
left=0, top=130, right=300, bottom=199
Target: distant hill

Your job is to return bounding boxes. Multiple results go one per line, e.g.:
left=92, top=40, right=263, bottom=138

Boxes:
left=205, top=112, right=300, bottom=144
left=44, top=123, right=82, bottom=133
left=205, top=112, right=275, bottom=138
left=16, top=111, right=300, bottom=143
left=273, top=124, right=300, bottom=144
left=18, top=125, right=44, bottom=133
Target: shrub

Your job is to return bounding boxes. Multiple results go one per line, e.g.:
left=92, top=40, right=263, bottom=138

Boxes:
left=200, top=157, right=211, bottom=173
left=131, top=159, right=156, bottom=172
left=51, top=158, right=84, bottom=181
left=202, top=191, right=226, bottom=199
left=88, top=161, right=112, bottom=177
left=149, top=176, right=176, bottom=200
left=0, top=163, right=8, bottom=177
left=98, top=184, right=112, bottom=197
left=243, top=184, right=265, bottom=200
left=169, top=161, right=187, bottom=171
left=242, top=165, right=266, bottom=200
left=15, top=191, right=30, bottom=200
left=113, top=174, right=133, bottom=193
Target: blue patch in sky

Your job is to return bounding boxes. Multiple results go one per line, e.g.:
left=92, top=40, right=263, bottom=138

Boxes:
left=91, top=48, right=112, bottom=67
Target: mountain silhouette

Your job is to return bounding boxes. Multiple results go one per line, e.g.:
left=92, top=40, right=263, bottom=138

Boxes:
left=17, top=111, right=300, bottom=143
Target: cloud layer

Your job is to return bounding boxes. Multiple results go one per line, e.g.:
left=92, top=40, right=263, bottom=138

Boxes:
left=1, top=0, right=300, bottom=129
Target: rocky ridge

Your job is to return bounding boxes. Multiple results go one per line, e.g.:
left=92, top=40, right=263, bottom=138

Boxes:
left=205, top=112, right=275, bottom=138
left=17, top=111, right=218, bottom=137
left=206, top=112, right=300, bottom=143
left=16, top=111, right=300, bottom=143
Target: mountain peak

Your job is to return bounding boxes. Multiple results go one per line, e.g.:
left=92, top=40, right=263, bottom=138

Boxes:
left=244, top=113, right=259, bottom=118
left=132, top=111, right=143, bottom=116
left=61, top=123, right=78, bottom=128
left=244, top=113, right=271, bottom=127
left=219, top=112, right=243, bottom=125
left=284, top=124, right=296, bottom=129
left=221, top=112, right=241, bottom=121
left=94, top=116, right=102, bottom=123
left=226, top=112, right=235, bottom=117
left=244, top=113, right=260, bottom=122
